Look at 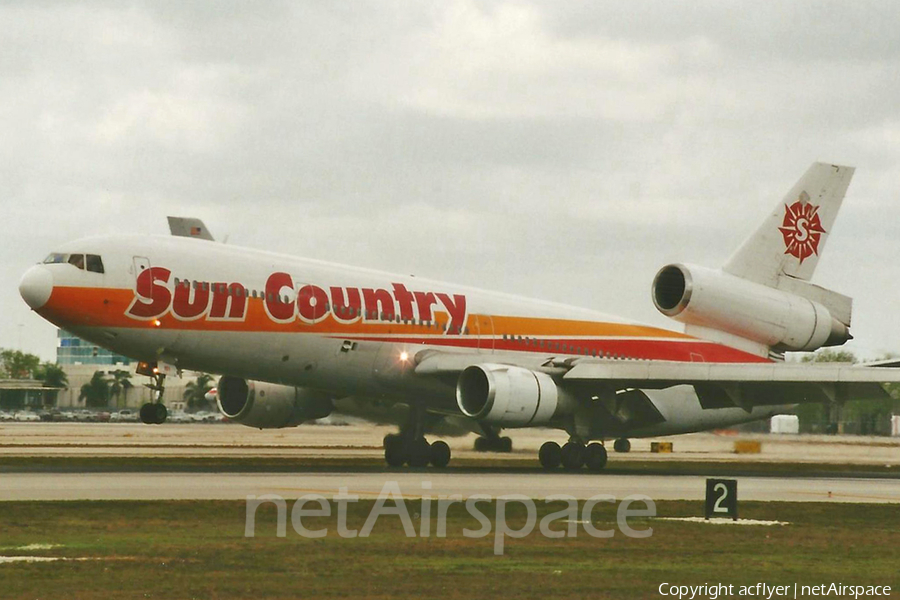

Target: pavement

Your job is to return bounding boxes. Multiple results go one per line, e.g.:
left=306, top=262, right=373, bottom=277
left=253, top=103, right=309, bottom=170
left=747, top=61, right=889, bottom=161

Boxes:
left=1, top=470, right=899, bottom=502
left=1, top=422, right=899, bottom=464
left=0, top=422, right=898, bottom=503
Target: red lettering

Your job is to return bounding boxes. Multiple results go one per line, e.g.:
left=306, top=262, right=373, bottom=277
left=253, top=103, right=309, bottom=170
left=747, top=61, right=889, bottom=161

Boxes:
left=392, top=283, right=415, bottom=321
left=209, top=282, right=247, bottom=320
left=436, top=293, right=467, bottom=333
left=362, top=288, right=395, bottom=320
left=330, top=286, right=361, bottom=322
left=413, top=291, right=438, bottom=321
left=172, top=280, right=210, bottom=321
left=264, top=272, right=295, bottom=323
left=126, top=267, right=171, bottom=320
left=297, top=284, right=329, bottom=323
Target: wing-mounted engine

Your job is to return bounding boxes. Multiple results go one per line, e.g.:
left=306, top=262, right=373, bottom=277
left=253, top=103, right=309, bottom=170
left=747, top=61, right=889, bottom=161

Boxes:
left=652, top=263, right=851, bottom=354
left=217, top=376, right=333, bottom=429
left=456, top=364, right=575, bottom=427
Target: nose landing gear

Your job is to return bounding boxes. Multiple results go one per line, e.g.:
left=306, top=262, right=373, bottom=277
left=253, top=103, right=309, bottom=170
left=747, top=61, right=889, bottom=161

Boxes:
left=137, top=363, right=168, bottom=424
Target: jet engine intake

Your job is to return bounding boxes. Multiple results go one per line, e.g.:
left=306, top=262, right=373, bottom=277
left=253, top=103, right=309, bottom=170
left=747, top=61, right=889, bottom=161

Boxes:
left=652, top=263, right=850, bottom=352
left=456, top=364, right=568, bottom=427
left=217, top=376, right=333, bottom=429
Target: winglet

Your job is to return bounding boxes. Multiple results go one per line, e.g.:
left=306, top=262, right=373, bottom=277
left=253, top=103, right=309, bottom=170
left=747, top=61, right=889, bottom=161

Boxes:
left=167, top=217, right=215, bottom=242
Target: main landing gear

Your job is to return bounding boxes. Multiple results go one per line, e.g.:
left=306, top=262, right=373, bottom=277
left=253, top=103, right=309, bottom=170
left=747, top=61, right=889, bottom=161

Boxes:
left=613, top=438, right=631, bottom=453
left=382, top=403, right=451, bottom=468
left=539, top=440, right=608, bottom=472
left=139, top=367, right=168, bottom=425
left=473, top=426, right=513, bottom=453
left=383, top=434, right=451, bottom=468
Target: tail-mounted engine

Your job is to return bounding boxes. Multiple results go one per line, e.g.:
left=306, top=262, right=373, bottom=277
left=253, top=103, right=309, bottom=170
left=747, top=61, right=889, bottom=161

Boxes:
left=456, top=364, right=573, bottom=427
left=652, top=263, right=850, bottom=353
left=217, top=376, right=333, bottom=429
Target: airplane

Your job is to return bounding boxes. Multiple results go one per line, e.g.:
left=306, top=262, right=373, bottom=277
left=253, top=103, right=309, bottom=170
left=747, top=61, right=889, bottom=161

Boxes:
left=18, top=162, right=900, bottom=470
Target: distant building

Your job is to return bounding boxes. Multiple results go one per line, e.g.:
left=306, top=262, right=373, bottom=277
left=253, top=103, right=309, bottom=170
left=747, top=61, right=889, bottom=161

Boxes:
left=53, top=329, right=193, bottom=411
left=57, top=329, right=132, bottom=366
left=0, top=379, right=51, bottom=410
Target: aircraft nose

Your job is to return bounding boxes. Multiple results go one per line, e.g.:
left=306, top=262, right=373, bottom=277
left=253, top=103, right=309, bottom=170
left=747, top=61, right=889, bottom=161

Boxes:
left=19, top=265, right=53, bottom=310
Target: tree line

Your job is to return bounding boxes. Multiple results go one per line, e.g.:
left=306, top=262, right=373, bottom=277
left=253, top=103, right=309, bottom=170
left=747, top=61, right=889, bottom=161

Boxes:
left=1, top=349, right=215, bottom=411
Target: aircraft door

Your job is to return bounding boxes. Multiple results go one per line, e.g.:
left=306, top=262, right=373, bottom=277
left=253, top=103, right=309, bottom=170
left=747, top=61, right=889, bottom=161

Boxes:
left=473, top=314, right=494, bottom=354
left=132, top=257, right=153, bottom=298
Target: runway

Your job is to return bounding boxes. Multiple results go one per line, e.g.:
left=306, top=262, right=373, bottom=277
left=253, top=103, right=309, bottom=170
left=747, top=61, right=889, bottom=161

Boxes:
left=1, top=422, right=899, bottom=503
left=3, top=422, right=900, bottom=464
left=2, top=470, right=899, bottom=502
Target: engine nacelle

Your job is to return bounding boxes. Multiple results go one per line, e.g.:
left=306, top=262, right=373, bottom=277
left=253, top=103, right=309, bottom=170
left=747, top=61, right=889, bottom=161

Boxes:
left=456, top=364, right=571, bottom=427
left=652, top=263, right=850, bottom=352
left=217, top=376, right=333, bottom=429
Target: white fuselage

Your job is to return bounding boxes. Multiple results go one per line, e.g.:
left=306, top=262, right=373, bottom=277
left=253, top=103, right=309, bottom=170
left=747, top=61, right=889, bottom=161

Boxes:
left=20, top=233, right=783, bottom=437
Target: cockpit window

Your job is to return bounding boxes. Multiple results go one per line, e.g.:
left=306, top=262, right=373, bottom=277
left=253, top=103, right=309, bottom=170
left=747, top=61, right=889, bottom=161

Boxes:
left=67, top=254, right=85, bottom=270
left=42, top=252, right=104, bottom=273
left=43, top=253, right=68, bottom=264
left=86, top=254, right=104, bottom=274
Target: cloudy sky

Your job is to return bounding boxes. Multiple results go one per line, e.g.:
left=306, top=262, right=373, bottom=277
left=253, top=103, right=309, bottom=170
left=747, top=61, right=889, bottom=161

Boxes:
left=3, top=1, right=900, bottom=362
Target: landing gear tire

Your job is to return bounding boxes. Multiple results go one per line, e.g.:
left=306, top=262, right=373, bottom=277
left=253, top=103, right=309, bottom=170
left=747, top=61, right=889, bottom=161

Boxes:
left=584, top=443, right=609, bottom=471
left=140, top=403, right=168, bottom=425
left=384, top=434, right=407, bottom=467
left=613, top=438, right=631, bottom=453
left=474, top=435, right=513, bottom=453
left=539, top=441, right=562, bottom=469
left=560, top=442, right=585, bottom=471
left=429, top=440, right=451, bottom=468
left=407, top=438, right=432, bottom=468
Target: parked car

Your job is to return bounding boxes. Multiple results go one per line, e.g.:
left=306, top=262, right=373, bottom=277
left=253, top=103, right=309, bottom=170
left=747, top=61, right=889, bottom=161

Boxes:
left=14, top=411, right=41, bottom=422
left=39, top=410, right=66, bottom=422
left=110, top=409, right=138, bottom=423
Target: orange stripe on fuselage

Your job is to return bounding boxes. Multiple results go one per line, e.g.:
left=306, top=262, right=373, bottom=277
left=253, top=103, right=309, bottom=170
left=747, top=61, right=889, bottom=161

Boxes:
left=37, top=285, right=767, bottom=363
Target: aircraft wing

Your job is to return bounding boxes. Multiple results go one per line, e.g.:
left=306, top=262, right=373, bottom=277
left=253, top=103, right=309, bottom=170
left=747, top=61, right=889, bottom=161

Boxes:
left=563, top=360, right=900, bottom=409
left=414, top=351, right=900, bottom=410
left=562, top=360, right=900, bottom=385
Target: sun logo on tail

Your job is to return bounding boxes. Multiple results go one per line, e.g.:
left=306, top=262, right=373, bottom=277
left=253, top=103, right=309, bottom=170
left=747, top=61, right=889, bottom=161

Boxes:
left=778, top=191, right=825, bottom=264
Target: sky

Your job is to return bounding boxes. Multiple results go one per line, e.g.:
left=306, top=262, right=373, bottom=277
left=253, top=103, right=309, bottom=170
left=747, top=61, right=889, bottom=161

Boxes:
left=3, top=1, right=900, bottom=363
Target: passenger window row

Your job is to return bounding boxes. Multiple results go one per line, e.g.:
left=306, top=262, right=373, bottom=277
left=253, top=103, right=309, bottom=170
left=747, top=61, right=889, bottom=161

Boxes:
left=501, top=334, right=627, bottom=358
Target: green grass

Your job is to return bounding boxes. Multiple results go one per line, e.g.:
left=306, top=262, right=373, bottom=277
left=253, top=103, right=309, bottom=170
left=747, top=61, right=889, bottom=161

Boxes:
left=0, top=454, right=897, bottom=476
left=0, top=500, right=897, bottom=599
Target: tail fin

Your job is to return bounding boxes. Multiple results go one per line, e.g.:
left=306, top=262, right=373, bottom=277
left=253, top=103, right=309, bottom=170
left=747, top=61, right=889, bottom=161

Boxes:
left=167, top=216, right=215, bottom=242
left=724, top=162, right=855, bottom=286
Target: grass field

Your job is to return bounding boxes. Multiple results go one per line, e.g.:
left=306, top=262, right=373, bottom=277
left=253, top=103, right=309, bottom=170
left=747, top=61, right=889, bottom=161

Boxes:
left=1, top=454, right=898, bottom=476
left=1, top=499, right=897, bottom=599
